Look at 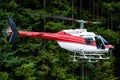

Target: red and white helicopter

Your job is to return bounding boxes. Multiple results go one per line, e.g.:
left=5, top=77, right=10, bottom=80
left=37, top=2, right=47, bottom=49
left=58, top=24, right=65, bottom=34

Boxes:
left=7, top=16, right=114, bottom=62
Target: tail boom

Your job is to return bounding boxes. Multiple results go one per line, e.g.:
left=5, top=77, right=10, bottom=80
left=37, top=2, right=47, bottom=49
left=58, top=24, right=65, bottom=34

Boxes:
left=8, top=30, right=86, bottom=44
left=7, top=17, right=85, bottom=44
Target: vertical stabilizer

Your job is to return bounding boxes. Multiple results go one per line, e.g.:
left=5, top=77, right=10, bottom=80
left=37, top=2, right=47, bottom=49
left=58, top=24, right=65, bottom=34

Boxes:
left=7, top=17, right=18, bottom=43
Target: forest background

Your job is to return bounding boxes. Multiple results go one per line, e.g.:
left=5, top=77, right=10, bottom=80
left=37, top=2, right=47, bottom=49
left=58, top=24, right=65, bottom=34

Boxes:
left=0, top=0, right=120, bottom=80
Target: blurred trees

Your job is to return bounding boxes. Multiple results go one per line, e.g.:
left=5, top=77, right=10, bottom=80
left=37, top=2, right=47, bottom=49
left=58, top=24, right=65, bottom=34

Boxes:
left=0, top=0, right=120, bottom=80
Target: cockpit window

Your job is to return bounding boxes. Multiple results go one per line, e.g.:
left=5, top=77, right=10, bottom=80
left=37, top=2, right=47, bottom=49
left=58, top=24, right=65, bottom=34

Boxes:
left=95, top=36, right=105, bottom=49
left=86, top=37, right=94, bottom=44
left=101, top=36, right=110, bottom=45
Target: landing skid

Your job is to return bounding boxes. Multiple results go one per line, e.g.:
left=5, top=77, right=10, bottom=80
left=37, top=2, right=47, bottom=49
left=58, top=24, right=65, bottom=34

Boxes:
left=69, top=50, right=109, bottom=63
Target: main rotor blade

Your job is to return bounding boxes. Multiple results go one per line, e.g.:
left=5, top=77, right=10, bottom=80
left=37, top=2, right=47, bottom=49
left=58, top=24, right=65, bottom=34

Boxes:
left=49, top=15, right=79, bottom=22
left=49, top=15, right=102, bottom=24
left=86, top=21, right=102, bottom=24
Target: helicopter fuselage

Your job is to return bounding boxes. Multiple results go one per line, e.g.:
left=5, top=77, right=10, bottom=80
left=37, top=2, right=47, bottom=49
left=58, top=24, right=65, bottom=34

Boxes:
left=57, top=29, right=114, bottom=54
left=8, top=29, right=114, bottom=54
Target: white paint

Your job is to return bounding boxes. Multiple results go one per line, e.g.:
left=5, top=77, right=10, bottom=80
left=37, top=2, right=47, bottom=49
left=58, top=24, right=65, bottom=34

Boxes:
left=63, top=29, right=96, bottom=36
left=57, top=41, right=109, bottom=54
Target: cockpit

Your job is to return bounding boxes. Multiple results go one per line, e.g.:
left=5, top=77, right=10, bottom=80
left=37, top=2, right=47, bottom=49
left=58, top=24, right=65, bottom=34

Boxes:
left=101, top=36, right=110, bottom=45
left=95, top=36, right=114, bottom=51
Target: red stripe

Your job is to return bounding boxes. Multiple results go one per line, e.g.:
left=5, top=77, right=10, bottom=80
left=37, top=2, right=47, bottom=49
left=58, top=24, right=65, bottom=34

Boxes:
left=105, top=45, right=114, bottom=48
left=8, top=30, right=86, bottom=44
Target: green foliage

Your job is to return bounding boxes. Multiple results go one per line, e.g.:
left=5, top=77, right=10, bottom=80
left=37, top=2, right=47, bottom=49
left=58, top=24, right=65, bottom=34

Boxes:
left=15, top=62, right=36, bottom=80
left=0, top=72, right=9, bottom=80
left=96, top=56, right=117, bottom=80
left=0, top=0, right=119, bottom=80
left=7, top=0, right=18, bottom=12
left=45, top=21, right=65, bottom=32
left=95, top=28, right=120, bottom=45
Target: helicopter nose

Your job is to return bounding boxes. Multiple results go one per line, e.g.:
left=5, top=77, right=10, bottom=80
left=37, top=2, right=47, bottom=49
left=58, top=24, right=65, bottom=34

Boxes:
left=108, top=48, right=114, bottom=54
left=105, top=45, right=114, bottom=54
left=108, top=45, right=114, bottom=54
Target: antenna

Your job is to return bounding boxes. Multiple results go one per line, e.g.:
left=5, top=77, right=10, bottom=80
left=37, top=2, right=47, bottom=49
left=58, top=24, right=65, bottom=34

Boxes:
left=49, top=15, right=102, bottom=29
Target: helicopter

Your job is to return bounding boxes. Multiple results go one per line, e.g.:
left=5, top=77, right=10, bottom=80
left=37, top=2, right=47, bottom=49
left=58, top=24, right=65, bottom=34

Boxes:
left=7, top=16, right=114, bottom=62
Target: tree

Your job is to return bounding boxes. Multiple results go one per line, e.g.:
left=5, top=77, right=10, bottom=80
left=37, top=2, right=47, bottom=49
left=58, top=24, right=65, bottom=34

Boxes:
left=0, top=0, right=120, bottom=80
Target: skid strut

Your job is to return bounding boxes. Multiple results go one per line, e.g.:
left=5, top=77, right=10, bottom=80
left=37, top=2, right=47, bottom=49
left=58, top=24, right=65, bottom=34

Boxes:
left=69, top=50, right=109, bottom=63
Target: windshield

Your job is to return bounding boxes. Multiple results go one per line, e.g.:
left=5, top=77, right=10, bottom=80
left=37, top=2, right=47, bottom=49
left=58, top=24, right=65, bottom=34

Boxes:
left=101, top=36, right=110, bottom=45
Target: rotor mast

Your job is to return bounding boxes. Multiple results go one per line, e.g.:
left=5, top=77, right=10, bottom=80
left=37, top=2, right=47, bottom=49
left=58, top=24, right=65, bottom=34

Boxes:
left=80, top=21, right=84, bottom=29
left=77, top=20, right=86, bottom=29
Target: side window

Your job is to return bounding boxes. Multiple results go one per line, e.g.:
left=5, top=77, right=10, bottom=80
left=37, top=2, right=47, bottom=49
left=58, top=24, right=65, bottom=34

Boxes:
left=86, top=37, right=94, bottom=45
